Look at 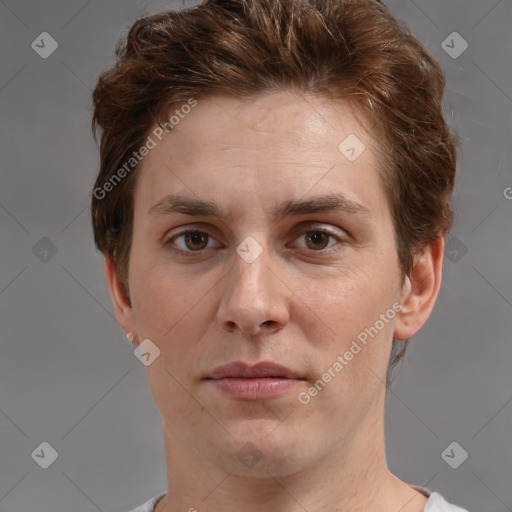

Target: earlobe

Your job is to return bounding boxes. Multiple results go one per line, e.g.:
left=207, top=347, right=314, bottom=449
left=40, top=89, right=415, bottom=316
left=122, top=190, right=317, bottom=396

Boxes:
left=103, top=256, right=137, bottom=339
left=393, top=236, right=444, bottom=340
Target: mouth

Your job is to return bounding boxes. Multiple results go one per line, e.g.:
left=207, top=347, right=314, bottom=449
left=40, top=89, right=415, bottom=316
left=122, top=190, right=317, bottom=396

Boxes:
left=207, top=361, right=303, bottom=380
left=204, top=361, right=306, bottom=400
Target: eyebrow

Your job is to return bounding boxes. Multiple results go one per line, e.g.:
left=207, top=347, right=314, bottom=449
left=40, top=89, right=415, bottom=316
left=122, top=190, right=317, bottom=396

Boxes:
left=147, top=193, right=372, bottom=222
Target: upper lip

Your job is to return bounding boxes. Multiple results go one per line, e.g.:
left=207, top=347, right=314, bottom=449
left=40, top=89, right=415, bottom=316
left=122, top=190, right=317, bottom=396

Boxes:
left=207, top=361, right=303, bottom=380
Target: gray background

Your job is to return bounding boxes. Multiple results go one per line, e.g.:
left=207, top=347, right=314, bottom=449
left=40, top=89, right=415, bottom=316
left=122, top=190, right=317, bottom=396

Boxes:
left=0, top=0, right=511, bottom=511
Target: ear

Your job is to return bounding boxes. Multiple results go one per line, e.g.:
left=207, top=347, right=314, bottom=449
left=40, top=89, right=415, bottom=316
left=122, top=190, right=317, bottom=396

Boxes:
left=104, top=255, right=138, bottom=343
left=393, top=235, right=444, bottom=340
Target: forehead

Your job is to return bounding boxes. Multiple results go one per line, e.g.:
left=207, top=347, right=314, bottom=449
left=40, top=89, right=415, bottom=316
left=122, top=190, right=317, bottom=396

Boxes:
left=160, top=90, right=373, bottom=154
left=133, top=90, right=389, bottom=222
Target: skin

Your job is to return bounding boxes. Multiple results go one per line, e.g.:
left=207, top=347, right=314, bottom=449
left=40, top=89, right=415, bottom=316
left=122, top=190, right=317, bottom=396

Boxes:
left=105, top=90, right=444, bottom=512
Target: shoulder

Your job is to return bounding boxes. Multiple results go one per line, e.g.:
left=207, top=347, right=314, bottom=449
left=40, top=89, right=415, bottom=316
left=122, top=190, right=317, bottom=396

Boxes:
left=124, top=489, right=470, bottom=512
left=424, top=491, right=470, bottom=512
left=125, top=492, right=166, bottom=512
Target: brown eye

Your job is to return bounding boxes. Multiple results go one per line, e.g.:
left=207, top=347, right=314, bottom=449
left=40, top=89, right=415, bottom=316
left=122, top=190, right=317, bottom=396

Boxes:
left=166, top=230, right=220, bottom=253
left=182, top=232, right=209, bottom=251
left=304, top=231, right=331, bottom=250
left=292, top=227, right=341, bottom=252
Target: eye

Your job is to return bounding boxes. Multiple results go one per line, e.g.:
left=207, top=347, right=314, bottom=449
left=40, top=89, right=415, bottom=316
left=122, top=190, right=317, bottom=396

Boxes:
left=291, top=226, right=343, bottom=252
left=165, top=229, right=221, bottom=253
left=164, top=225, right=344, bottom=256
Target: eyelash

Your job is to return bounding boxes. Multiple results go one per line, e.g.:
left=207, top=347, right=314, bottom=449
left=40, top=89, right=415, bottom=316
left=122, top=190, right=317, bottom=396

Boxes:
left=164, top=225, right=345, bottom=256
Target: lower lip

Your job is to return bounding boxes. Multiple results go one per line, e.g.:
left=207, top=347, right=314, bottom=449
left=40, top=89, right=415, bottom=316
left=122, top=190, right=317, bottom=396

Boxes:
left=208, top=377, right=303, bottom=400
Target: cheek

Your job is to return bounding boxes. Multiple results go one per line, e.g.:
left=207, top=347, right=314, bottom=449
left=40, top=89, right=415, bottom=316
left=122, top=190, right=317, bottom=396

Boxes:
left=312, top=263, right=396, bottom=334
left=301, top=259, right=398, bottom=387
left=301, top=308, right=394, bottom=430
left=129, top=247, right=204, bottom=327
left=129, top=256, right=220, bottom=377
left=131, top=270, right=214, bottom=421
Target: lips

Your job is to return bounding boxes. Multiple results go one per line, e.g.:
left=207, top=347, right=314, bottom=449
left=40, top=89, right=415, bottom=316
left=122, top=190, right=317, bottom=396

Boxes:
left=205, top=361, right=306, bottom=400
left=207, top=361, right=303, bottom=380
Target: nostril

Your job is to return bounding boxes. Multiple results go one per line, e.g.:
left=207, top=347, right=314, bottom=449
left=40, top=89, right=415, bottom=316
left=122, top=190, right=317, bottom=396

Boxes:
left=223, top=321, right=236, bottom=332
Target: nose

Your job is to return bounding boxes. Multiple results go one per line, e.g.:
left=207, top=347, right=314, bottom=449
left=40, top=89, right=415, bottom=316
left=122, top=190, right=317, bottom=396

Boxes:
left=216, top=244, right=290, bottom=336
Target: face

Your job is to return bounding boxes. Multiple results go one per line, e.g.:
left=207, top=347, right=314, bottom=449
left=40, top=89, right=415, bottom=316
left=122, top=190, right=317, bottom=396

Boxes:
left=108, top=90, right=432, bottom=478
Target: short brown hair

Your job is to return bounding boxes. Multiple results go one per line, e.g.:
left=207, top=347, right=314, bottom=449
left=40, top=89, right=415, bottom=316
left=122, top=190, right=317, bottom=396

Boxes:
left=91, top=0, right=458, bottom=383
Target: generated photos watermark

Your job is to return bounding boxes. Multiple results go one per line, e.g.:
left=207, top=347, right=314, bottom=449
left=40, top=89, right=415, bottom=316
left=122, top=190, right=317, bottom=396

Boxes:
left=93, top=97, right=198, bottom=200
left=298, top=301, right=403, bottom=405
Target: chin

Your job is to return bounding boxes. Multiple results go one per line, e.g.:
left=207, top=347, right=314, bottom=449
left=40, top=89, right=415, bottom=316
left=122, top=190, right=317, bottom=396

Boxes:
left=204, top=423, right=311, bottom=478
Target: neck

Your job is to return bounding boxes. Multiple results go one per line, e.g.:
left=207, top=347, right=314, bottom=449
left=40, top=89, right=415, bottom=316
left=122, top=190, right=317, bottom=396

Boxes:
left=155, top=392, right=428, bottom=512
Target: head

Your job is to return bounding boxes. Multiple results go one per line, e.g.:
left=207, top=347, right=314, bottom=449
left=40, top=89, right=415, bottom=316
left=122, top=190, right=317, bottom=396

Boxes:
left=91, top=0, right=457, bottom=478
